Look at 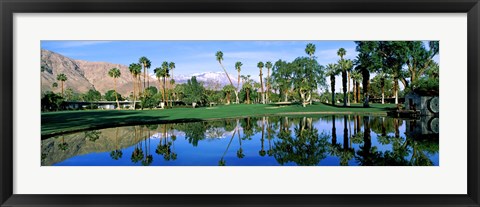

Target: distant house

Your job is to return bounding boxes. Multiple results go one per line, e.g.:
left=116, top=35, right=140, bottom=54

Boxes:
left=404, top=90, right=439, bottom=116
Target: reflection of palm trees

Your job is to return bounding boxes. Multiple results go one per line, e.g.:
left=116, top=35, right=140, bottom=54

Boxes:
left=272, top=117, right=329, bottom=166
left=131, top=145, right=144, bottom=164
left=235, top=121, right=245, bottom=159
left=131, top=126, right=144, bottom=163
left=57, top=135, right=69, bottom=151
left=141, top=127, right=153, bottom=166
left=155, top=124, right=177, bottom=161
left=84, top=130, right=101, bottom=142
left=408, top=136, right=438, bottom=166
left=338, top=115, right=354, bottom=166
left=259, top=117, right=266, bottom=157
left=241, top=117, right=254, bottom=140
left=355, top=116, right=378, bottom=165
left=181, top=122, right=206, bottom=147
left=328, top=115, right=342, bottom=160
left=266, top=117, right=275, bottom=156
left=219, top=128, right=237, bottom=166
left=110, top=128, right=123, bottom=160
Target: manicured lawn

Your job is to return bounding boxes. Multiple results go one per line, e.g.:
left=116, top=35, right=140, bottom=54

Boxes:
left=41, top=102, right=396, bottom=137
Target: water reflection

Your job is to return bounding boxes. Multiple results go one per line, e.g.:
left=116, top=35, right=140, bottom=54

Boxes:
left=41, top=115, right=439, bottom=166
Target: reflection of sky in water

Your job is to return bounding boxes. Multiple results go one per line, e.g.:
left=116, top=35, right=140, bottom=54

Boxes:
left=45, top=116, right=439, bottom=166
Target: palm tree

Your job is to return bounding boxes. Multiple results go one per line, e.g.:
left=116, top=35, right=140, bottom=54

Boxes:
left=129, top=63, right=142, bottom=110
left=305, top=43, right=316, bottom=105
left=222, top=85, right=235, bottom=105
left=325, top=64, right=339, bottom=105
left=161, top=62, right=170, bottom=107
left=305, top=43, right=316, bottom=58
left=108, top=68, right=122, bottom=109
left=257, top=61, right=265, bottom=104
left=168, top=62, right=176, bottom=107
left=337, top=48, right=348, bottom=106
left=242, top=75, right=252, bottom=104
left=377, top=72, right=387, bottom=104
left=235, top=61, right=243, bottom=103
left=154, top=63, right=169, bottom=107
left=138, top=56, right=151, bottom=91
left=170, top=79, right=176, bottom=105
left=350, top=70, right=362, bottom=103
left=265, top=61, right=272, bottom=103
left=215, top=51, right=239, bottom=103
left=56, top=73, right=67, bottom=97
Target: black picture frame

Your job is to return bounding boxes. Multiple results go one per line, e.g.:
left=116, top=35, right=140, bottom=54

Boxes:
left=1, top=0, right=479, bottom=206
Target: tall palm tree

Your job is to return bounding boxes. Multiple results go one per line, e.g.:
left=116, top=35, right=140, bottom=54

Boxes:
left=257, top=61, right=265, bottom=104
left=337, top=48, right=348, bottom=106
left=155, top=62, right=169, bottom=107
left=108, top=68, right=122, bottom=109
left=265, top=61, right=272, bottom=103
left=56, top=73, right=67, bottom=97
left=235, top=61, right=243, bottom=103
left=350, top=70, right=362, bottom=103
left=129, top=63, right=142, bottom=110
left=305, top=43, right=316, bottom=105
left=326, top=64, right=338, bottom=105
left=162, top=62, right=170, bottom=107
left=215, top=51, right=239, bottom=103
left=154, top=67, right=164, bottom=105
left=139, top=57, right=151, bottom=91
left=168, top=62, right=176, bottom=107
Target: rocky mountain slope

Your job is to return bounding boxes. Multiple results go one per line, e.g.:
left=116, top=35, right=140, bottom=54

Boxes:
left=41, top=49, right=155, bottom=97
left=41, top=49, right=235, bottom=97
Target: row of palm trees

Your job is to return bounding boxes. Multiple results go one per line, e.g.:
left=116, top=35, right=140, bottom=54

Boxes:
left=216, top=51, right=273, bottom=105
left=127, top=57, right=176, bottom=110
left=325, top=48, right=361, bottom=106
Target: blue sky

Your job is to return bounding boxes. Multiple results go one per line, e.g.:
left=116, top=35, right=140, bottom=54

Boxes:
left=41, top=40, right=357, bottom=88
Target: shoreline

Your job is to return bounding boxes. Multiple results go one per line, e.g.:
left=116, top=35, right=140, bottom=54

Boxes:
left=41, top=108, right=390, bottom=139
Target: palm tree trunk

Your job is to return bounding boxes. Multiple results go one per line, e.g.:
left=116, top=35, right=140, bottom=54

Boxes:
left=353, top=79, right=356, bottom=103
left=267, top=69, right=270, bottom=103
left=132, top=75, right=137, bottom=110
left=61, top=81, right=64, bottom=97
left=394, top=77, right=399, bottom=104
left=226, top=92, right=230, bottom=104
left=219, top=62, right=239, bottom=103
left=260, top=75, right=264, bottom=104
left=347, top=71, right=351, bottom=106
left=362, top=71, right=370, bottom=108
left=157, top=77, right=165, bottom=108
left=356, top=81, right=360, bottom=104
left=237, top=73, right=240, bottom=103
left=138, top=76, right=143, bottom=110
left=163, top=77, right=167, bottom=107
left=342, top=71, right=347, bottom=107
left=143, top=65, right=146, bottom=93
left=114, top=78, right=120, bottom=109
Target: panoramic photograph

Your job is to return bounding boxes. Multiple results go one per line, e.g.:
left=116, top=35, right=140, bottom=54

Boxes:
left=40, top=40, right=439, bottom=166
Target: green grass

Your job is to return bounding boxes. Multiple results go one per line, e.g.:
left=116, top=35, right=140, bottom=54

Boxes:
left=41, top=102, right=395, bottom=137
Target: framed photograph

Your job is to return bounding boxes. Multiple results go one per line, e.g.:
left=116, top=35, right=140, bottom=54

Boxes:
left=1, top=0, right=479, bottom=206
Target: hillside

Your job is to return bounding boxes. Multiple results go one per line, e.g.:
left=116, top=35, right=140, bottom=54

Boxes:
left=41, top=49, right=155, bottom=97
left=41, top=49, right=235, bottom=97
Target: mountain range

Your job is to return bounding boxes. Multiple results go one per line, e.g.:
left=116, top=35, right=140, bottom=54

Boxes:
left=41, top=49, right=234, bottom=97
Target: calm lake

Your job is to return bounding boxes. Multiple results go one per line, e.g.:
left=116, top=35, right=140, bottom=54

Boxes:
left=41, top=115, right=439, bottom=166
